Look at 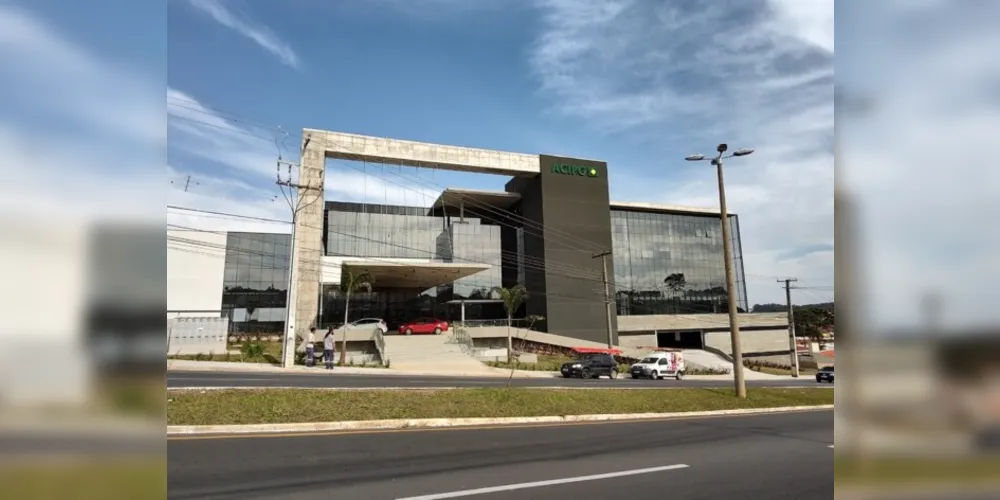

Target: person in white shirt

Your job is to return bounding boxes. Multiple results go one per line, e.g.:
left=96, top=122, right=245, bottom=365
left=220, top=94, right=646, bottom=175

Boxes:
left=304, top=327, right=316, bottom=367
left=323, top=327, right=336, bottom=370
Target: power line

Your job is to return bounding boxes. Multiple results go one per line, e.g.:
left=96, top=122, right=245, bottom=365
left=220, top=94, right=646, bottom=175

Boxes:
left=168, top=97, right=642, bottom=255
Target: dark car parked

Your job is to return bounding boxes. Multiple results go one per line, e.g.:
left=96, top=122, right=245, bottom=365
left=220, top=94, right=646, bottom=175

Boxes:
left=815, top=366, right=834, bottom=383
left=560, top=353, right=619, bottom=379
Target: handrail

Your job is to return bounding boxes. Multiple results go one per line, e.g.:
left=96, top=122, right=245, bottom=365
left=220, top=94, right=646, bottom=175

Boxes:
left=449, top=325, right=475, bottom=354
left=459, top=319, right=531, bottom=328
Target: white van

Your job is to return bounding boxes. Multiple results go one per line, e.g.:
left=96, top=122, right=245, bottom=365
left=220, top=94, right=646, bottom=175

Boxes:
left=629, top=351, right=686, bottom=380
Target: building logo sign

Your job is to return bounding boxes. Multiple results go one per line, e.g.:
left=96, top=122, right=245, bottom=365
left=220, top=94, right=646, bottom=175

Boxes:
left=551, top=163, right=598, bottom=178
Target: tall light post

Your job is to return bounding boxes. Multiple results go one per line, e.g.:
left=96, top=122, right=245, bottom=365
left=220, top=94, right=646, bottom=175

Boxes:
left=685, top=144, right=754, bottom=398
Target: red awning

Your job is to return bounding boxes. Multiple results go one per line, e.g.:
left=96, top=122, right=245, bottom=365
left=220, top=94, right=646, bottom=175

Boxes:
left=572, top=347, right=623, bottom=355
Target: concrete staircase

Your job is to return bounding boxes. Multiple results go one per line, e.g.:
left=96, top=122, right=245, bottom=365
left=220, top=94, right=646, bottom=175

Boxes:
left=382, top=332, right=494, bottom=374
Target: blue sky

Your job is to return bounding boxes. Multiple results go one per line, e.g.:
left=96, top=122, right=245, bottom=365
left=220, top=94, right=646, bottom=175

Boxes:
left=167, top=0, right=836, bottom=306
left=5, top=1, right=1000, bottom=328
left=0, top=0, right=835, bottom=308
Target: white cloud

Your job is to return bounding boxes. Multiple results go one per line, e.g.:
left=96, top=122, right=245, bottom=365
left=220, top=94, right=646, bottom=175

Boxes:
left=187, top=0, right=301, bottom=70
left=166, top=88, right=446, bottom=232
left=838, top=1, right=1000, bottom=330
left=529, top=0, right=834, bottom=307
left=0, top=5, right=163, bottom=222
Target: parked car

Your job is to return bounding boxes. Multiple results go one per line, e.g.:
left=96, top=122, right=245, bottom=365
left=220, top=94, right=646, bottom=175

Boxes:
left=629, top=351, right=685, bottom=380
left=560, top=353, right=619, bottom=379
left=342, top=318, right=388, bottom=334
left=815, top=366, right=834, bottom=383
left=398, top=317, right=449, bottom=335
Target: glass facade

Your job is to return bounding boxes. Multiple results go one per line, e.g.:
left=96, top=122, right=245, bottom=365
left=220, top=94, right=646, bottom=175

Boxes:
left=320, top=202, right=507, bottom=329
left=221, top=232, right=291, bottom=334
left=212, top=202, right=751, bottom=333
left=611, top=209, right=748, bottom=315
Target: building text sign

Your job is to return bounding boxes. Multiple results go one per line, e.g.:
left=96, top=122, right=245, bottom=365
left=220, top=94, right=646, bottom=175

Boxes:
left=551, top=163, right=598, bottom=178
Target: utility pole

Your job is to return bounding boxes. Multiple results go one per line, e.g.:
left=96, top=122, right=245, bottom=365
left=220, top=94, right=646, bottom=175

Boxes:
left=685, top=144, right=753, bottom=398
left=276, top=159, right=324, bottom=368
left=779, top=278, right=800, bottom=377
left=170, top=174, right=198, bottom=192
left=592, top=250, right=615, bottom=349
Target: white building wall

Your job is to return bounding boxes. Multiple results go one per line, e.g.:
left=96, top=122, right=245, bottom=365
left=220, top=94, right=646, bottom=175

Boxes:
left=167, top=230, right=227, bottom=315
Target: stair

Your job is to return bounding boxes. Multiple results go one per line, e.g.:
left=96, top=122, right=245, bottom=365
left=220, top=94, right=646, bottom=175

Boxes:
left=382, top=332, right=494, bottom=374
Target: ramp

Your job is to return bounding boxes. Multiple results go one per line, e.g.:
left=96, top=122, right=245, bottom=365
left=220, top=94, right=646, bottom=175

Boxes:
left=382, top=333, right=494, bottom=374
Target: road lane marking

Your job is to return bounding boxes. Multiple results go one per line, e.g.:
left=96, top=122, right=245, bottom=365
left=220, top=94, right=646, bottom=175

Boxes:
left=829, top=445, right=834, bottom=448
left=395, top=464, right=689, bottom=499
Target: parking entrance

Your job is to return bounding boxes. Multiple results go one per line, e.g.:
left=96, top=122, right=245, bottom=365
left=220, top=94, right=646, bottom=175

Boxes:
left=656, top=330, right=704, bottom=349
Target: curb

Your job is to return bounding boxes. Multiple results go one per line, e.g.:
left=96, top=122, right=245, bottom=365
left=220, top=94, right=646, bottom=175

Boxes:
left=167, top=404, right=833, bottom=436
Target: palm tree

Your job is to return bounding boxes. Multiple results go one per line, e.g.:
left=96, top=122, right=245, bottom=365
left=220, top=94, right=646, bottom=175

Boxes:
left=492, top=284, right=527, bottom=363
left=340, top=270, right=374, bottom=365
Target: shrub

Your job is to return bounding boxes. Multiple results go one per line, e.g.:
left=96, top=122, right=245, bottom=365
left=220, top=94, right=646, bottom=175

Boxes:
left=241, top=341, right=265, bottom=359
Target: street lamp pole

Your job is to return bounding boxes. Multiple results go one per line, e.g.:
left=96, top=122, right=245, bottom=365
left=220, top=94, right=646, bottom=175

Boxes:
left=685, top=144, right=753, bottom=398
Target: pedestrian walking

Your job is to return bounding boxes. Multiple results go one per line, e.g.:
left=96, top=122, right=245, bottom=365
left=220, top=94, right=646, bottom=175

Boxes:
left=304, top=327, right=316, bottom=367
left=323, top=327, right=336, bottom=370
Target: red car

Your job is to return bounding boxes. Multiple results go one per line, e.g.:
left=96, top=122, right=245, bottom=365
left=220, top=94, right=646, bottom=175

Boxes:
left=398, top=317, right=449, bottom=335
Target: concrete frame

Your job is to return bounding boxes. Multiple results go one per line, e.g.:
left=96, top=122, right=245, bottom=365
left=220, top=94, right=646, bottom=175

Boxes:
left=291, top=129, right=546, bottom=344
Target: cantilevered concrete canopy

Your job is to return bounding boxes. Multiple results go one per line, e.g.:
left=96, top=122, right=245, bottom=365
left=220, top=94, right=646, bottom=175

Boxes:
left=431, top=188, right=521, bottom=213
left=304, top=129, right=541, bottom=176
left=341, top=260, right=490, bottom=289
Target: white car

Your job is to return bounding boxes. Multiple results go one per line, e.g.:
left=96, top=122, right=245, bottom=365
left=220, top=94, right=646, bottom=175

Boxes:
left=629, top=351, right=686, bottom=380
left=342, top=318, right=388, bottom=334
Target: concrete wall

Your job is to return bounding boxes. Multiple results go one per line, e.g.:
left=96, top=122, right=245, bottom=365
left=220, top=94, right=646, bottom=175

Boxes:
left=618, top=332, right=656, bottom=350
left=704, top=328, right=789, bottom=357
left=617, top=312, right=788, bottom=332
left=305, top=129, right=540, bottom=176
left=167, top=229, right=226, bottom=314
left=507, top=154, right=616, bottom=345
left=292, top=133, right=327, bottom=344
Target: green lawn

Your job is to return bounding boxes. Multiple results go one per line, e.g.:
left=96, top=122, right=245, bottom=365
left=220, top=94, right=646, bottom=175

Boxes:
left=0, top=459, right=165, bottom=499
left=167, top=387, right=834, bottom=426
left=836, top=456, right=1000, bottom=484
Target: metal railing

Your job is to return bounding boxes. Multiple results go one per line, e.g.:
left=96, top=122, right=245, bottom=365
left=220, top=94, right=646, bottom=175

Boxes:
left=448, top=326, right=475, bottom=355
left=458, top=319, right=532, bottom=329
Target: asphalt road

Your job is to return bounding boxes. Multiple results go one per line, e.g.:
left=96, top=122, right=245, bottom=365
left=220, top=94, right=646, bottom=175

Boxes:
left=167, top=370, right=825, bottom=390
left=168, top=410, right=832, bottom=499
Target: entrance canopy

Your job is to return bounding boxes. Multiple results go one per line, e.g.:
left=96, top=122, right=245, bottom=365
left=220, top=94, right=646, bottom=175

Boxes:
left=341, top=259, right=490, bottom=289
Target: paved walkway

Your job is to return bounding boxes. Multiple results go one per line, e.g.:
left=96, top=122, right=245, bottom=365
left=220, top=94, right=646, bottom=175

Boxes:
left=166, top=360, right=797, bottom=382
left=166, top=359, right=557, bottom=378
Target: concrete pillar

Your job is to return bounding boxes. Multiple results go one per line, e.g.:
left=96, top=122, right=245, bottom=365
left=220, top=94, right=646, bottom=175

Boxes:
left=461, top=300, right=466, bottom=323
left=459, top=200, right=465, bottom=223
left=292, top=132, right=325, bottom=344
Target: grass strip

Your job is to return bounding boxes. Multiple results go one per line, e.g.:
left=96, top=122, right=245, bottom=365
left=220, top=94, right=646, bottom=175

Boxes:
left=167, top=387, right=833, bottom=426
left=0, top=458, right=165, bottom=499
left=835, top=456, right=1000, bottom=484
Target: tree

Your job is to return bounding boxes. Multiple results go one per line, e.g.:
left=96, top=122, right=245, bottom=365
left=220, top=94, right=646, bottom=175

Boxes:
left=663, top=273, right=687, bottom=296
left=492, top=284, right=527, bottom=363
left=339, top=270, right=374, bottom=365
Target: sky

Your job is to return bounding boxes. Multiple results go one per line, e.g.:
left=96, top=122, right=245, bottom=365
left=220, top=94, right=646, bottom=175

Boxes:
left=164, top=0, right=836, bottom=308
left=3, top=1, right=998, bottom=330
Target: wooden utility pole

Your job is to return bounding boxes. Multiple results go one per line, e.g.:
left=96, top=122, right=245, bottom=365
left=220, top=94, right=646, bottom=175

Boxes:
left=592, top=250, right=614, bottom=349
left=779, top=278, right=801, bottom=377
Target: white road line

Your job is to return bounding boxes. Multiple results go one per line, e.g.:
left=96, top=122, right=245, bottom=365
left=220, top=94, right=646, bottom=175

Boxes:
left=828, top=445, right=834, bottom=448
left=395, top=464, right=690, bottom=500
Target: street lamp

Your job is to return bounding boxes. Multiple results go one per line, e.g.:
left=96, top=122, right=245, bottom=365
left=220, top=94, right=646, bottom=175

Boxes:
left=685, top=143, right=754, bottom=398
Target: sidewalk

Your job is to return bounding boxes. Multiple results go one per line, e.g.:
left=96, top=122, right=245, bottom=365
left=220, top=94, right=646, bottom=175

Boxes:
left=166, top=359, right=560, bottom=378
left=166, top=360, right=794, bottom=382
